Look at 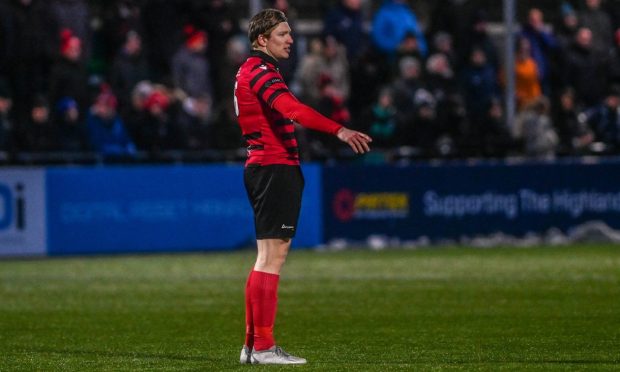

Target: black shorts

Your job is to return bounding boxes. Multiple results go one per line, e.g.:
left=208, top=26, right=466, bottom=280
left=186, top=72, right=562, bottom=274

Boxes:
left=244, top=164, right=304, bottom=239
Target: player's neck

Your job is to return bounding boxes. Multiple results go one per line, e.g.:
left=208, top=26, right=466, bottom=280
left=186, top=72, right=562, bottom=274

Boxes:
left=254, top=47, right=278, bottom=61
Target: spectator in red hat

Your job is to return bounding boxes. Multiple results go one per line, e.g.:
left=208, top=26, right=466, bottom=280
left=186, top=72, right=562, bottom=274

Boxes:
left=172, top=24, right=213, bottom=99
left=49, top=0, right=91, bottom=61
left=133, top=88, right=174, bottom=153
left=48, top=28, right=88, bottom=114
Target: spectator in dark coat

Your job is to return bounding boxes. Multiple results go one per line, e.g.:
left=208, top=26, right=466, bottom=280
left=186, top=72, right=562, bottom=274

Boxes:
left=581, top=85, right=620, bottom=153
left=555, top=2, right=580, bottom=53
left=5, top=0, right=55, bottom=128
left=563, top=27, right=610, bottom=108
left=188, top=0, right=241, bottom=103
left=460, top=47, right=500, bottom=127
left=109, top=30, right=149, bottom=114
left=25, top=95, right=58, bottom=152
left=608, top=29, right=620, bottom=86
left=142, top=0, right=183, bottom=79
left=552, top=87, right=594, bottom=155
left=579, top=0, right=614, bottom=53
left=54, top=96, right=86, bottom=152
left=132, top=89, right=173, bottom=153
left=322, top=0, right=367, bottom=63
left=390, top=56, right=437, bottom=152
left=425, top=53, right=463, bottom=142
left=459, top=10, right=499, bottom=73
left=171, top=25, right=212, bottom=99
left=48, top=29, right=89, bottom=113
left=101, top=0, right=144, bottom=62
left=0, top=2, right=11, bottom=79
left=0, top=78, right=13, bottom=152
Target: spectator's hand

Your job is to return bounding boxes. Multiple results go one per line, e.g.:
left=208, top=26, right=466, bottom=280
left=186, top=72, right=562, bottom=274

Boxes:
left=337, top=127, right=372, bottom=154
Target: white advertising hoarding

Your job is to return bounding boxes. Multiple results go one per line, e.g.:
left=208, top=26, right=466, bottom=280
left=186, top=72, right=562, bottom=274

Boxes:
left=0, top=168, right=47, bottom=256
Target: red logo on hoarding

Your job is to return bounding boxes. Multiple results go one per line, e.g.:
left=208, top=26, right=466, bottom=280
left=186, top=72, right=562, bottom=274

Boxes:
left=333, top=189, right=355, bottom=222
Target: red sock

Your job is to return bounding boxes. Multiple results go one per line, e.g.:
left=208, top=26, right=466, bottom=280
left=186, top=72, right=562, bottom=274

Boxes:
left=244, top=270, right=254, bottom=349
left=249, top=270, right=280, bottom=351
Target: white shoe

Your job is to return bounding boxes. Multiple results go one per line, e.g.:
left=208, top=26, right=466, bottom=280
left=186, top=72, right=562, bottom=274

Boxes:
left=240, top=345, right=251, bottom=364
left=251, top=345, right=307, bottom=364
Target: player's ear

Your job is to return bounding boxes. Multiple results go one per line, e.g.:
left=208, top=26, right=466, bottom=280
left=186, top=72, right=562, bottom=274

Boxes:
left=258, top=33, right=268, bottom=47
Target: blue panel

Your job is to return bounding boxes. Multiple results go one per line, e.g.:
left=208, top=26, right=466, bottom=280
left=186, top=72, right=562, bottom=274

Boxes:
left=46, top=164, right=322, bottom=255
left=297, top=164, right=323, bottom=247
left=323, top=160, right=620, bottom=241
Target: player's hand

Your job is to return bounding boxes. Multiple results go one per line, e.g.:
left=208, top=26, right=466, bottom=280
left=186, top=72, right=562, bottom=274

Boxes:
left=336, top=127, right=372, bottom=154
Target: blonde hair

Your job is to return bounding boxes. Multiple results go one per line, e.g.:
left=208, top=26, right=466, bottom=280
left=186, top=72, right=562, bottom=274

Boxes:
left=248, top=9, right=287, bottom=49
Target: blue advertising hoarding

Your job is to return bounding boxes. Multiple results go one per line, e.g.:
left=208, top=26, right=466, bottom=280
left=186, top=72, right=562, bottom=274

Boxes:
left=46, top=164, right=322, bottom=255
left=0, top=168, right=47, bottom=256
left=323, top=160, right=620, bottom=242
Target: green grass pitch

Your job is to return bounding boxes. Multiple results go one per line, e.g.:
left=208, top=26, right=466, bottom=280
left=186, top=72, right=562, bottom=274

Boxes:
left=1, top=245, right=619, bottom=371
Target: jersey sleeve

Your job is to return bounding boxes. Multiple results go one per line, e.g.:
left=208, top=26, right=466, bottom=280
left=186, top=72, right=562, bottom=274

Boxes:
left=271, top=91, right=343, bottom=135
left=249, top=64, right=343, bottom=135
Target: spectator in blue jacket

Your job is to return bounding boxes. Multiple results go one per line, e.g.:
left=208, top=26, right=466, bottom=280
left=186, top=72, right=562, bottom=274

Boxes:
left=371, top=0, right=427, bottom=59
left=55, top=96, right=87, bottom=151
left=86, top=86, right=136, bottom=157
left=519, top=8, right=559, bottom=95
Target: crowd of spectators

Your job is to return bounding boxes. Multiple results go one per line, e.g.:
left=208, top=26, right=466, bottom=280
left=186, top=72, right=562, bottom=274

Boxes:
left=1, top=0, right=620, bottom=164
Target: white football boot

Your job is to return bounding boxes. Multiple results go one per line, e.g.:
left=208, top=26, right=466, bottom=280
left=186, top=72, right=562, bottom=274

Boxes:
left=251, top=346, right=307, bottom=364
left=239, top=345, right=251, bottom=364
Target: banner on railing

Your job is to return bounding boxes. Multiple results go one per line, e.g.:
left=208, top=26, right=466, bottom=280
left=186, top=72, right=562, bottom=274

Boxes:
left=45, top=164, right=322, bottom=255
left=323, top=161, right=620, bottom=242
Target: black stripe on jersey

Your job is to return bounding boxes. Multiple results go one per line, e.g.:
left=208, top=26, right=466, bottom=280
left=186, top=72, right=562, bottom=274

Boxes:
left=280, top=133, right=296, bottom=140
left=257, top=78, right=284, bottom=98
left=267, top=88, right=289, bottom=106
left=242, top=132, right=262, bottom=140
left=275, top=119, right=293, bottom=126
left=286, top=146, right=299, bottom=154
left=250, top=69, right=271, bottom=89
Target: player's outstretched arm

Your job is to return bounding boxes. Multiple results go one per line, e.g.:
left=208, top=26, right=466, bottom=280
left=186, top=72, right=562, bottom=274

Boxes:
left=336, top=127, right=372, bottom=154
left=272, top=93, right=372, bottom=153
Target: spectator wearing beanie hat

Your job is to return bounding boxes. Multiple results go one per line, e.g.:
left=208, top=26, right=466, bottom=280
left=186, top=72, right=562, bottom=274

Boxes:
left=86, top=84, right=137, bottom=157
left=48, top=29, right=88, bottom=114
left=133, top=89, right=174, bottom=153
left=54, top=96, right=87, bottom=152
left=171, top=25, right=213, bottom=99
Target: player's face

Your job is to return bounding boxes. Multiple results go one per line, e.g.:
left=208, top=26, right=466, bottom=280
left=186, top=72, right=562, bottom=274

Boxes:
left=265, top=22, right=293, bottom=60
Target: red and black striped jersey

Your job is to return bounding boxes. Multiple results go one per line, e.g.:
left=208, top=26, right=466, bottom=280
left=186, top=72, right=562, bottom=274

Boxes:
left=234, top=50, right=343, bottom=166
